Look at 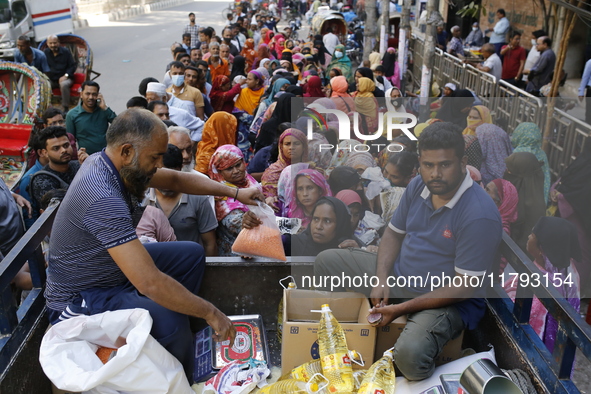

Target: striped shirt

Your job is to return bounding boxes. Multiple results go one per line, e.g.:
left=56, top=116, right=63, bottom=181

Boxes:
left=45, top=151, right=137, bottom=312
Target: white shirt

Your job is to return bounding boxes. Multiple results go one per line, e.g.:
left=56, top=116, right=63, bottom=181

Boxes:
left=482, top=53, right=502, bottom=81
left=169, top=106, right=204, bottom=142
left=523, top=46, right=541, bottom=81
left=323, top=32, right=340, bottom=56
left=168, top=93, right=197, bottom=117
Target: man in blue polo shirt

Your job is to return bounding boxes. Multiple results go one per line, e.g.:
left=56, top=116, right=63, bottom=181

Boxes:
left=15, top=35, right=49, bottom=73
left=45, top=109, right=264, bottom=380
left=314, top=122, right=502, bottom=380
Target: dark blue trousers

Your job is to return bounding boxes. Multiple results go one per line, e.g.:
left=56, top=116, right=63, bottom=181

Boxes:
left=48, top=241, right=205, bottom=381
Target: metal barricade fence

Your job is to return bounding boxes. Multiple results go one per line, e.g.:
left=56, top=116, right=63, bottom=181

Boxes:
left=546, top=108, right=591, bottom=178
left=493, top=80, right=545, bottom=134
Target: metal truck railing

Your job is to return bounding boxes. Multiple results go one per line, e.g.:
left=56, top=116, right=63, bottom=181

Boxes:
left=489, top=232, right=591, bottom=394
left=408, top=34, right=591, bottom=177
left=0, top=200, right=58, bottom=392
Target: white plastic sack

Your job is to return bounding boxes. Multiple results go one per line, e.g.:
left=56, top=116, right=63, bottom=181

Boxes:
left=204, top=360, right=270, bottom=394
left=40, top=308, right=194, bottom=394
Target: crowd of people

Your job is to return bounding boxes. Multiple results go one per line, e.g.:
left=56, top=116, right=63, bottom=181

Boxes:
left=436, top=9, right=556, bottom=96
left=2, top=0, right=590, bottom=385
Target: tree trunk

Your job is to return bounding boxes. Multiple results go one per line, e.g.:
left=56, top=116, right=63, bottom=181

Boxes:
left=418, top=0, right=438, bottom=122
left=542, top=0, right=582, bottom=152
left=398, top=0, right=412, bottom=93
left=363, top=0, right=377, bottom=61
left=380, top=0, right=390, bottom=54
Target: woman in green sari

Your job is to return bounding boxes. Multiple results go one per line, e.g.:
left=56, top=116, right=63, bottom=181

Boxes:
left=327, top=44, right=353, bottom=83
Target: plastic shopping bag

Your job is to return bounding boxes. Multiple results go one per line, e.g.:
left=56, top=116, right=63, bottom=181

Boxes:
left=39, top=308, right=193, bottom=394
left=204, top=360, right=270, bottom=394
left=232, top=201, right=287, bottom=261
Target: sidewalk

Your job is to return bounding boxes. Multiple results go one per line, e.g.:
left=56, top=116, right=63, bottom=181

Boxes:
left=73, top=0, right=196, bottom=28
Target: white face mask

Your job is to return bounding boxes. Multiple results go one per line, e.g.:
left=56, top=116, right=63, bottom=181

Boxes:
left=334, top=50, right=343, bottom=58
left=531, top=39, right=537, bottom=47
left=472, top=27, right=478, bottom=31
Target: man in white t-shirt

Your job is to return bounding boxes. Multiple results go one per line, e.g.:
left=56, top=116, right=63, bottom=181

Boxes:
left=522, top=30, right=546, bottom=85
left=477, top=43, right=502, bottom=81
left=323, top=26, right=340, bottom=56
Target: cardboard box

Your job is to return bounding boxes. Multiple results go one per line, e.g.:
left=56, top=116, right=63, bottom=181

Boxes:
left=281, top=289, right=376, bottom=374
left=374, top=315, right=464, bottom=365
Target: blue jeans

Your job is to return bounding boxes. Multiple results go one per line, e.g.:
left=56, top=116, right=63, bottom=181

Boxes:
left=47, top=241, right=206, bottom=381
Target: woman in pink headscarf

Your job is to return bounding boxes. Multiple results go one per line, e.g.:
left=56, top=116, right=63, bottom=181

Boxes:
left=485, top=178, right=519, bottom=235
left=286, top=168, right=332, bottom=229
left=304, top=76, right=325, bottom=98
left=272, top=34, right=286, bottom=58
left=329, top=75, right=355, bottom=114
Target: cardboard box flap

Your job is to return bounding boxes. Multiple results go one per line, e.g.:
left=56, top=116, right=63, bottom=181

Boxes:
left=285, top=289, right=368, bottom=323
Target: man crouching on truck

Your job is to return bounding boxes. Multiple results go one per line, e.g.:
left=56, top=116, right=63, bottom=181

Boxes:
left=314, top=122, right=503, bottom=380
left=45, top=109, right=264, bottom=379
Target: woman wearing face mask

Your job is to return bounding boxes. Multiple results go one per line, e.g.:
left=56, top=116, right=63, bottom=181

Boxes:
left=327, top=44, right=353, bottom=83
left=209, top=75, right=243, bottom=112
left=463, top=105, right=492, bottom=135
left=234, top=70, right=266, bottom=115
left=291, top=197, right=361, bottom=255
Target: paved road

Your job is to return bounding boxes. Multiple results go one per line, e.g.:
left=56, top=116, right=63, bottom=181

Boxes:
left=73, top=0, right=231, bottom=114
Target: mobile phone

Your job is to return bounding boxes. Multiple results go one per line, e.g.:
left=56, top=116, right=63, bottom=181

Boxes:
left=97, top=99, right=101, bottom=103
left=440, top=373, right=462, bottom=394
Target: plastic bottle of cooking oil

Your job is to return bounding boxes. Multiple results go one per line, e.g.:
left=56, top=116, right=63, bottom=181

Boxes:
left=287, top=350, right=363, bottom=383
left=259, top=373, right=328, bottom=394
left=317, top=304, right=354, bottom=392
left=277, top=280, right=296, bottom=343
left=353, top=370, right=367, bottom=391
left=357, top=348, right=396, bottom=394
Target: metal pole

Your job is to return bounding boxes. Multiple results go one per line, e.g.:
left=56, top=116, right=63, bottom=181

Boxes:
left=419, top=0, right=438, bottom=122
left=380, top=0, right=390, bottom=54
left=363, top=0, right=377, bottom=61
left=398, top=0, right=411, bottom=93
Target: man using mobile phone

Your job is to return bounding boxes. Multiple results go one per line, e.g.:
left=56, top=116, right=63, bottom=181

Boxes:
left=66, top=81, right=117, bottom=155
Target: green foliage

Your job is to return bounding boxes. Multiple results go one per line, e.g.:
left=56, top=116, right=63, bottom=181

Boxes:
left=457, top=2, right=483, bottom=18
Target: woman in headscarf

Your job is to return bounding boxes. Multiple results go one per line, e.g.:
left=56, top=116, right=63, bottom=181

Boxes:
left=552, top=141, right=591, bottom=288
left=476, top=123, right=513, bottom=185
left=329, top=139, right=362, bottom=171
left=292, top=197, right=361, bottom=255
left=256, top=66, right=270, bottom=87
left=207, top=145, right=262, bottom=256
left=272, top=35, right=286, bottom=58
left=329, top=75, right=354, bottom=114
left=234, top=70, right=266, bottom=115
left=436, top=89, right=475, bottom=129
left=241, top=38, right=257, bottom=70
left=250, top=77, right=290, bottom=140
left=262, top=129, right=309, bottom=209
left=463, top=105, right=492, bottom=135
left=263, top=77, right=290, bottom=107
left=353, top=67, right=384, bottom=97
left=368, top=52, right=381, bottom=70
left=230, top=55, right=247, bottom=81
left=463, top=134, right=482, bottom=170
left=287, top=168, right=332, bottom=228
left=277, top=162, right=310, bottom=217
left=328, top=165, right=363, bottom=196
left=511, top=122, right=551, bottom=202
left=262, top=29, right=274, bottom=45
left=327, top=44, right=353, bottom=83
left=267, top=59, right=281, bottom=74
left=345, top=150, right=375, bottom=174
left=354, top=77, right=379, bottom=135
left=313, top=39, right=331, bottom=70
left=195, top=112, right=237, bottom=174
left=308, top=132, right=334, bottom=172
left=209, top=75, right=242, bottom=113
left=504, top=151, right=546, bottom=255
left=256, top=93, right=295, bottom=152
left=504, top=216, right=581, bottom=354
left=485, top=178, right=519, bottom=235
left=382, top=47, right=400, bottom=88
left=254, top=44, right=274, bottom=69
left=304, top=75, right=324, bottom=98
